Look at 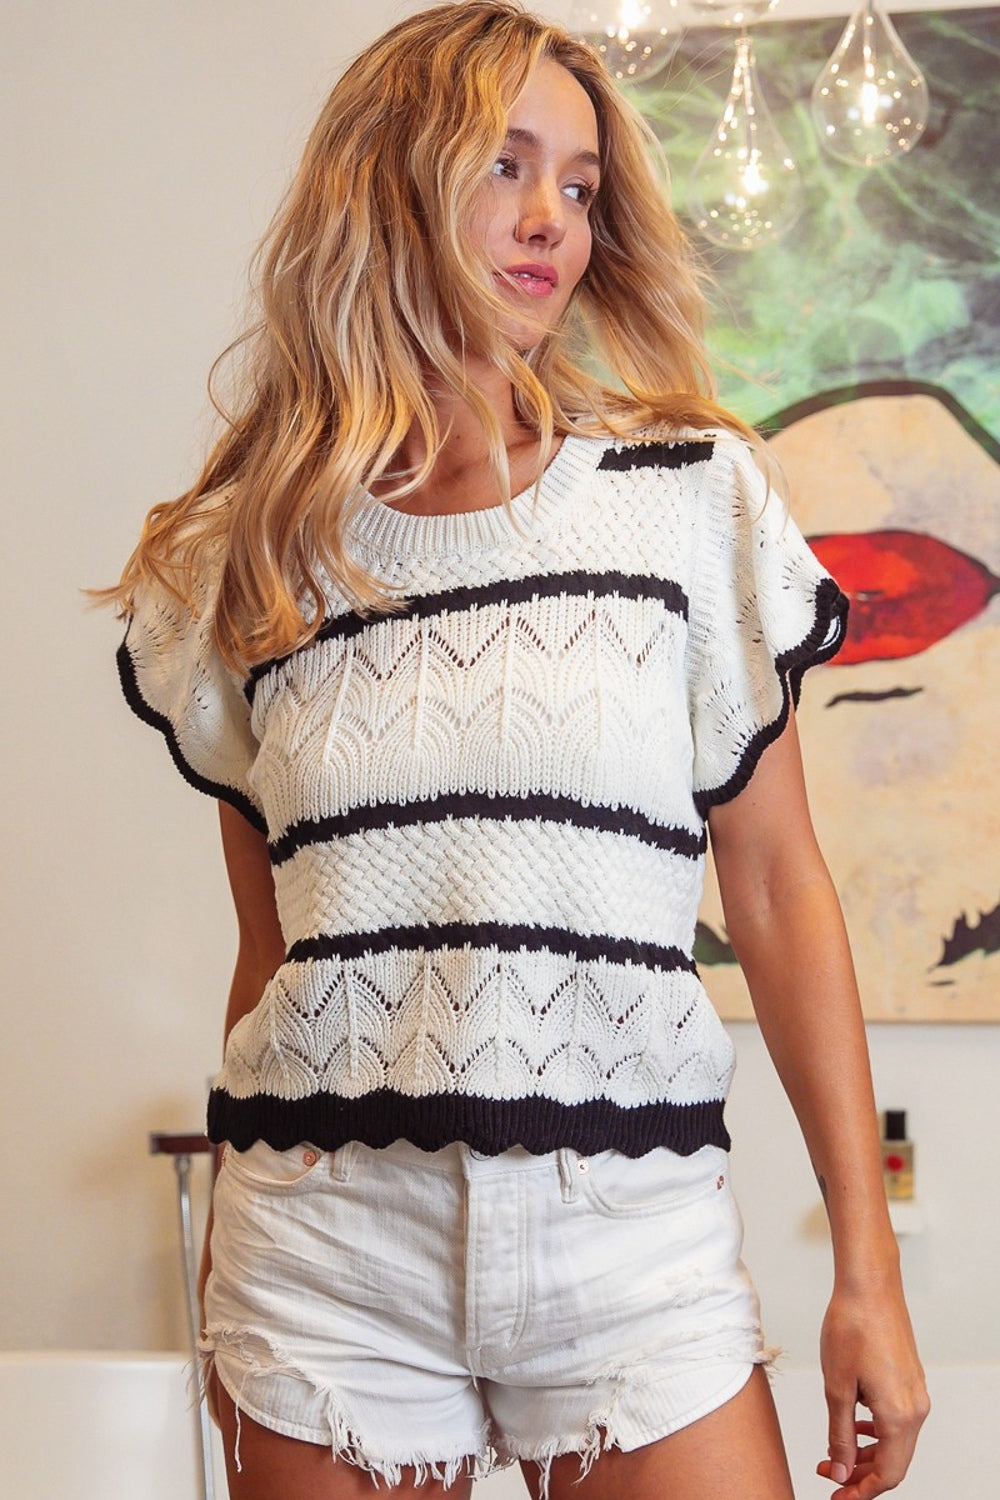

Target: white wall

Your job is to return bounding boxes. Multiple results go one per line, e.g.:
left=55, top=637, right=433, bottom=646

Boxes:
left=3, top=0, right=997, bottom=1386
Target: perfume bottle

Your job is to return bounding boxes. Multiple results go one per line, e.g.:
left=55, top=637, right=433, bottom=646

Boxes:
left=882, top=1109, right=914, bottom=1201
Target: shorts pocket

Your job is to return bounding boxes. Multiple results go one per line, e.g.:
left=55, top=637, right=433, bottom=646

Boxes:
left=579, top=1145, right=731, bottom=1220
left=221, top=1140, right=326, bottom=1193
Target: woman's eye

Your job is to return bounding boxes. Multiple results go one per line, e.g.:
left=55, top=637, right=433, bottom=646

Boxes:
left=564, top=181, right=597, bottom=207
left=491, top=155, right=518, bottom=180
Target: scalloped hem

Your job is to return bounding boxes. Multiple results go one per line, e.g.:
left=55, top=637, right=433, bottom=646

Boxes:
left=116, top=634, right=267, bottom=832
left=693, top=576, right=849, bottom=818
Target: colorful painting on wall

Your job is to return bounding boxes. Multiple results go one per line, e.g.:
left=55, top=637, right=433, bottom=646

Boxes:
left=645, top=9, right=1000, bottom=1020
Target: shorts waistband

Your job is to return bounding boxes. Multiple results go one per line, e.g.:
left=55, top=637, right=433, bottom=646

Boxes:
left=358, top=1138, right=583, bottom=1179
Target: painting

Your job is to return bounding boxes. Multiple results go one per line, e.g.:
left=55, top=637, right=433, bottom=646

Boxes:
left=643, top=9, right=1000, bottom=1019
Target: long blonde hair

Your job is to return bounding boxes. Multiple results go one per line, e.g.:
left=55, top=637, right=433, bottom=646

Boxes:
left=106, top=0, right=754, bottom=670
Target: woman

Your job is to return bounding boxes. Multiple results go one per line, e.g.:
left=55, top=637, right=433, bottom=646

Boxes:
left=108, top=4, right=927, bottom=1497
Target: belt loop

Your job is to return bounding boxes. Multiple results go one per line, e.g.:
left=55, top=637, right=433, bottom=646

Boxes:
left=331, top=1141, right=359, bottom=1182
left=557, top=1147, right=578, bottom=1203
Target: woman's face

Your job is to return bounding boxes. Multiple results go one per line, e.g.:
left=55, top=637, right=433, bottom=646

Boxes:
left=471, top=58, right=601, bottom=350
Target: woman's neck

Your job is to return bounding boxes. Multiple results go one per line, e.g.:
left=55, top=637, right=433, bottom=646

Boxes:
left=374, top=360, right=559, bottom=518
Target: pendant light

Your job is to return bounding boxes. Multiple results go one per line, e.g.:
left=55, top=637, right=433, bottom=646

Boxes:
left=687, top=29, right=804, bottom=250
left=811, top=0, right=930, bottom=167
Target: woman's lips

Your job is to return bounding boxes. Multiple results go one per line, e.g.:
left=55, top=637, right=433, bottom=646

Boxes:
left=498, top=264, right=558, bottom=298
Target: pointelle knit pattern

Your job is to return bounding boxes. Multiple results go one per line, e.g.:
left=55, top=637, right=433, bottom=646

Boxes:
left=118, top=431, right=848, bottom=1158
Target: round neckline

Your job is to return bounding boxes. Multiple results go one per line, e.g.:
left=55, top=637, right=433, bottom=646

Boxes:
left=348, top=434, right=605, bottom=559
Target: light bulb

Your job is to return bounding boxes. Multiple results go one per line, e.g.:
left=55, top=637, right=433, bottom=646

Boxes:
left=687, top=31, right=803, bottom=251
left=811, top=0, right=929, bottom=168
left=568, top=1, right=681, bottom=84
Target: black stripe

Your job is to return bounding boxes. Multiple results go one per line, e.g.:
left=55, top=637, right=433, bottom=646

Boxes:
left=597, top=439, right=715, bottom=473
left=208, top=1086, right=730, bottom=1157
left=117, top=635, right=267, bottom=834
left=269, top=791, right=706, bottom=867
left=248, top=570, right=689, bottom=692
left=286, top=921, right=695, bottom=975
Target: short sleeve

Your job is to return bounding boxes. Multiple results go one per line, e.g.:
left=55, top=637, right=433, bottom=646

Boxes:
left=686, top=438, right=848, bottom=815
left=117, top=568, right=266, bottom=832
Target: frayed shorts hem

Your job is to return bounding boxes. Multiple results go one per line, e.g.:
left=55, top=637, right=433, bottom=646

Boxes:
left=496, top=1355, right=771, bottom=1487
left=210, top=1348, right=772, bottom=1492
left=209, top=1350, right=493, bottom=1488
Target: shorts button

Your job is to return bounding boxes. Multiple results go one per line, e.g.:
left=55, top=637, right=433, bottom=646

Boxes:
left=302, top=1149, right=319, bottom=1167
left=577, top=1158, right=590, bottom=1173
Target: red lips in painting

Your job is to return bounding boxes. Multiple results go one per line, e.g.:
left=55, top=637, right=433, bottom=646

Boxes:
left=807, top=529, right=999, bottom=664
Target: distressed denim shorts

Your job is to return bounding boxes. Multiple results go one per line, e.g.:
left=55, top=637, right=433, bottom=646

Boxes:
left=202, top=1136, right=768, bottom=1491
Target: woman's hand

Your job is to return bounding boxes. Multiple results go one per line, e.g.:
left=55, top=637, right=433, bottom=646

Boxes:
left=817, top=1279, right=929, bottom=1497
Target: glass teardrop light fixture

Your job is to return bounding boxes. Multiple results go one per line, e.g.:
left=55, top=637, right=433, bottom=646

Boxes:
left=811, top=0, right=929, bottom=167
left=678, top=0, right=777, bottom=27
left=568, top=1, right=681, bottom=84
left=687, top=30, right=803, bottom=251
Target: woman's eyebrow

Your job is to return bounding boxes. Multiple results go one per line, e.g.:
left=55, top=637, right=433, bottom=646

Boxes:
left=504, top=125, right=601, bottom=171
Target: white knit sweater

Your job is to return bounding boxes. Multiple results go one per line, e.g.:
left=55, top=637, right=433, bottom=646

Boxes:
left=119, top=432, right=846, bottom=1157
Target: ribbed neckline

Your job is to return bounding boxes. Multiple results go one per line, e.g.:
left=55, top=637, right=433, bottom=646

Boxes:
left=347, top=435, right=606, bottom=560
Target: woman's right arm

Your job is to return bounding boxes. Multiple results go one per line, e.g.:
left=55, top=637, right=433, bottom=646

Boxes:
left=198, top=802, right=285, bottom=1326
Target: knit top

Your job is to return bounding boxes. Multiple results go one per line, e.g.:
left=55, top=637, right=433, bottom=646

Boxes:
left=119, top=432, right=847, bottom=1158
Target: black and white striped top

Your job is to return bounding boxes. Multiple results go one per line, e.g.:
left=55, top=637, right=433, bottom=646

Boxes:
left=119, top=431, right=847, bottom=1158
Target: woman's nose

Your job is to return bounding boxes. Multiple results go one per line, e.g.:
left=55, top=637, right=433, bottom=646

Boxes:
left=516, top=180, right=565, bottom=245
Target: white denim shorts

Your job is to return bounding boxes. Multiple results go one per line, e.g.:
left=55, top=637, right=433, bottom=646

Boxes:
left=202, top=1136, right=768, bottom=1491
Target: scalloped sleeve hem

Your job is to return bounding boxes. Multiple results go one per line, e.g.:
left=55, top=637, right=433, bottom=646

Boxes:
left=687, top=440, right=849, bottom=818
left=117, top=577, right=266, bottom=833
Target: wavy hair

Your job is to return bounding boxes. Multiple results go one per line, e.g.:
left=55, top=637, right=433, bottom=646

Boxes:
left=105, top=0, right=756, bottom=669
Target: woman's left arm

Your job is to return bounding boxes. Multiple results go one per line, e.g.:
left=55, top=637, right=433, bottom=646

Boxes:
left=708, top=710, right=929, bottom=1499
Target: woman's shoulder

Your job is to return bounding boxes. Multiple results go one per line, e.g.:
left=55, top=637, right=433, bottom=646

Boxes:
left=582, top=425, right=758, bottom=534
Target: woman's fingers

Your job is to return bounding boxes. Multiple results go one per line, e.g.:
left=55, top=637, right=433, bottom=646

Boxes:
left=817, top=1407, right=927, bottom=1497
left=823, top=1384, right=862, bottom=1484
